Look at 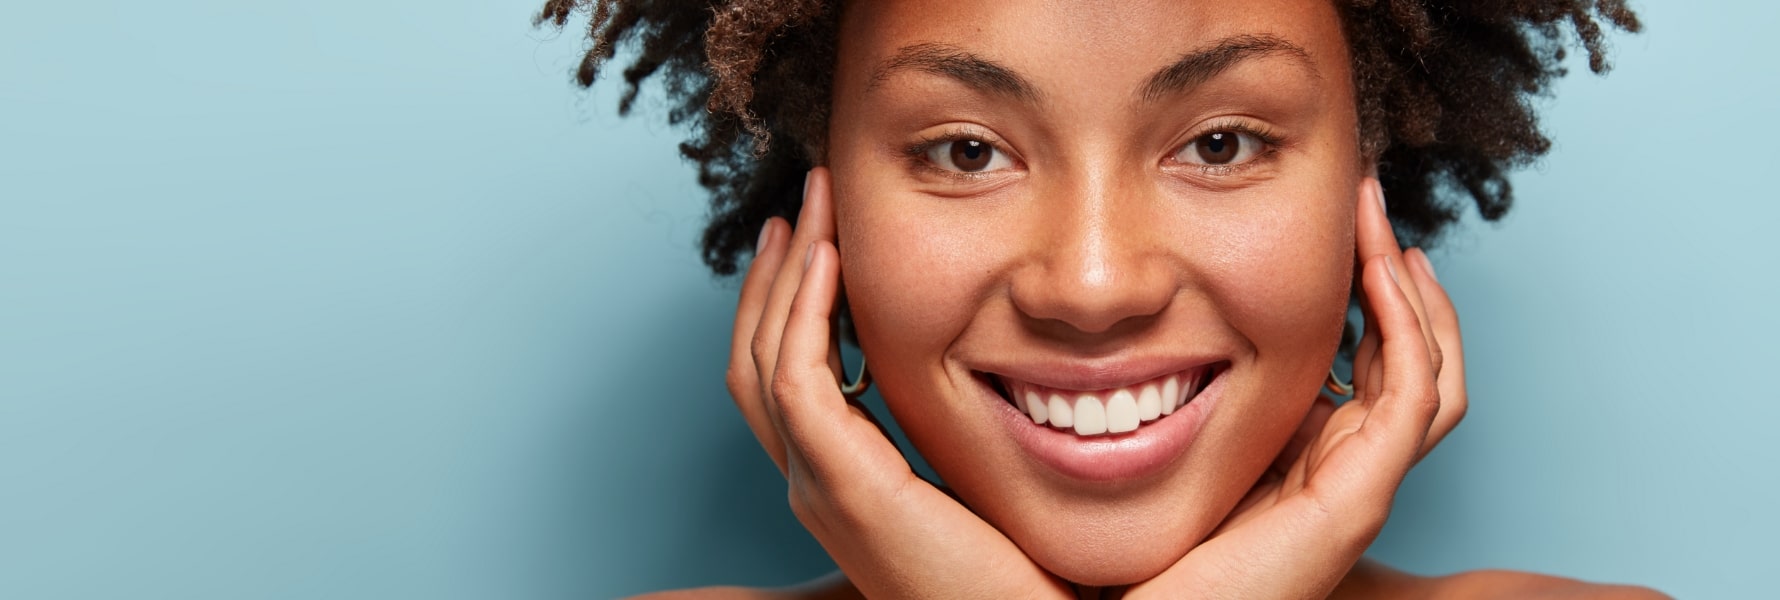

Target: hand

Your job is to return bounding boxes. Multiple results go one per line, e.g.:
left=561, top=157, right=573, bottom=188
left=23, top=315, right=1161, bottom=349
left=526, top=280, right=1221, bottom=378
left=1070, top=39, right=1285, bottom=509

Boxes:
left=726, top=167, right=1074, bottom=599
left=1123, top=177, right=1466, bottom=599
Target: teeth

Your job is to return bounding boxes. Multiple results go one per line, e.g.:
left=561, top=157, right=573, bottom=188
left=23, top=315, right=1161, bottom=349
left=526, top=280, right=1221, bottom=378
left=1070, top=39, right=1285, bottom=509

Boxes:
left=1047, top=394, right=1073, bottom=428
left=1136, top=384, right=1162, bottom=422
left=1002, top=367, right=1216, bottom=437
left=1105, top=389, right=1139, bottom=433
left=1073, top=394, right=1107, bottom=436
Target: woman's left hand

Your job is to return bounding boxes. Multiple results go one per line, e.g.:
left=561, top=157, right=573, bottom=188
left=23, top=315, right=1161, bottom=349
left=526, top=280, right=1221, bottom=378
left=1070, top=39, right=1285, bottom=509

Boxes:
left=1122, top=177, right=1466, bottom=599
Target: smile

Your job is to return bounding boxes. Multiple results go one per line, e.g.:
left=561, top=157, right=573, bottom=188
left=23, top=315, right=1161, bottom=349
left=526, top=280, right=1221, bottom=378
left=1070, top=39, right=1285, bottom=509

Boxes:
left=991, top=366, right=1218, bottom=437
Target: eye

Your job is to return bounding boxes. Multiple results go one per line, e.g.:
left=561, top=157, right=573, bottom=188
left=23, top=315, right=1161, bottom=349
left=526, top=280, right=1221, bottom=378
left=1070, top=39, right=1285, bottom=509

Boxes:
left=925, top=138, right=1014, bottom=174
left=1174, top=130, right=1266, bottom=166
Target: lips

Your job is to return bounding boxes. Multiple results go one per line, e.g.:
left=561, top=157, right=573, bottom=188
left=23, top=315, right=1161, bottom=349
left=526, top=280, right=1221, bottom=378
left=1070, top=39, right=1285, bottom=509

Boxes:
left=976, top=361, right=1228, bottom=483
left=991, top=367, right=1216, bottom=436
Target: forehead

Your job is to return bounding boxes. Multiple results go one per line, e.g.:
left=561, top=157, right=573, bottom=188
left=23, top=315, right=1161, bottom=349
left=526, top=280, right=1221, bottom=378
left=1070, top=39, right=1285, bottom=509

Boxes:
left=835, top=0, right=1349, bottom=98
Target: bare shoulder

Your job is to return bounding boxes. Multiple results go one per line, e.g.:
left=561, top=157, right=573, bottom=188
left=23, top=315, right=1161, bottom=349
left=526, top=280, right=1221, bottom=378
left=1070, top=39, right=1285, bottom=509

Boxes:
left=1430, top=569, right=1670, bottom=600
left=627, top=586, right=783, bottom=600
left=1333, top=558, right=1670, bottom=600
left=627, top=571, right=861, bottom=600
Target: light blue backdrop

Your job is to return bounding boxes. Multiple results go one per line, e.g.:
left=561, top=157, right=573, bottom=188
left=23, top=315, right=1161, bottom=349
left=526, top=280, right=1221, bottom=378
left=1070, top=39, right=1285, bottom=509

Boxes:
left=2, top=1, right=1773, bottom=598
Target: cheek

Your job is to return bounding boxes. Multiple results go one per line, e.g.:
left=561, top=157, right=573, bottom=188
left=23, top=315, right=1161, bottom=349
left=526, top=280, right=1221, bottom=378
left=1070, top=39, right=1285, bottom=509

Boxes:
left=1200, top=190, right=1354, bottom=365
left=833, top=182, right=992, bottom=377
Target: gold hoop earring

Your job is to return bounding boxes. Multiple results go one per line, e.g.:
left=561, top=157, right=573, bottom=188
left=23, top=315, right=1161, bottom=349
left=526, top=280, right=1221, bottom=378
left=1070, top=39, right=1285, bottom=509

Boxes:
left=1324, top=368, right=1353, bottom=397
left=841, top=356, right=873, bottom=400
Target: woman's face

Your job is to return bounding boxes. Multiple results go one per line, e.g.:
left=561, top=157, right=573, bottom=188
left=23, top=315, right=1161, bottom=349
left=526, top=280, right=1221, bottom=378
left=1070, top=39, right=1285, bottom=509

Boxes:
left=828, top=0, right=1361, bottom=585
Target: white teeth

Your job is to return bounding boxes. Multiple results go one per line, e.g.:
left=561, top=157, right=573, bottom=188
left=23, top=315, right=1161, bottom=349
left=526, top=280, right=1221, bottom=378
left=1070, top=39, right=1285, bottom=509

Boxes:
left=1136, top=384, right=1162, bottom=422
left=1073, top=394, right=1107, bottom=436
left=1105, top=389, right=1139, bottom=433
left=1025, top=390, right=1047, bottom=425
left=1003, top=368, right=1215, bottom=436
left=1047, top=394, right=1073, bottom=428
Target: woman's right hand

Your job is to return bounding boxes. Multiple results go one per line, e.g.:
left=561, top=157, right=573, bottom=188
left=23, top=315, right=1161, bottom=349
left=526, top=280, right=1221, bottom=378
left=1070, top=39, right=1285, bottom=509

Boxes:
left=727, top=167, right=1074, bottom=599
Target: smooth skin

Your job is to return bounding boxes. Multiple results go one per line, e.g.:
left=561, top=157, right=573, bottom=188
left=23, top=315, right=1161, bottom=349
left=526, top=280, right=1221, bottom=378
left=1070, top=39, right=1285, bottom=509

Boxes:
left=718, top=172, right=1410, bottom=599
left=824, top=0, right=1389, bottom=586
left=642, top=0, right=1668, bottom=597
left=656, top=176, right=1664, bottom=599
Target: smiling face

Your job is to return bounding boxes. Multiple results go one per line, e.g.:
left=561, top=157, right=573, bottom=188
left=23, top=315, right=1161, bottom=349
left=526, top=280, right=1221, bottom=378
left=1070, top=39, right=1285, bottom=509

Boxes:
left=826, top=0, right=1362, bottom=585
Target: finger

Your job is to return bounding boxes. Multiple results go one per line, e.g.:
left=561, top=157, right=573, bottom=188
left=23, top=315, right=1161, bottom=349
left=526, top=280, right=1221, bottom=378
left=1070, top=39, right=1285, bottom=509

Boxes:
left=1405, top=248, right=1467, bottom=458
left=1353, top=179, right=1442, bottom=377
left=729, top=216, right=791, bottom=473
left=776, top=239, right=907, bottom=487
left=829, top=329, right=847, bottom=387
left=1352, top=306, right=1381, bottom=403
left=774, top=241, right=856, bottom=469
left=847, top=396, right=895, bottom=442
left=1357, top=253, right=1440, bottom=463
left=751, top=169, right=839, bottom=429
left=1349, top=180, right=1381, bottom=398
left=779, top=242, right=920, bottom=500
left=1364, top=333, right=1385, bottom=404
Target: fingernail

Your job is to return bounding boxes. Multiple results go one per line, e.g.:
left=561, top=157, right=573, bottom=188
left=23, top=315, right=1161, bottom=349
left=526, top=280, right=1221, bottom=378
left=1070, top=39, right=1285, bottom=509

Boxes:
left=1386, top=254, right=1400, bottom=284
left=1375, top=180, right=1387, bottom=214
left=803, top=169, right=813, bottom=197
left=1410, top=248, right=1438, bottom=282
left=803, top=241, right=816, bottom=269
left=755, top=219, right=773, bottom=254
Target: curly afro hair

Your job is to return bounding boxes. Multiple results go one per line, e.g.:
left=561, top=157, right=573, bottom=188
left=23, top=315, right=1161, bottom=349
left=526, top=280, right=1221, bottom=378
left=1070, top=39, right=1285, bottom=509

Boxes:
left=536, top=0, right=1639, bottom=277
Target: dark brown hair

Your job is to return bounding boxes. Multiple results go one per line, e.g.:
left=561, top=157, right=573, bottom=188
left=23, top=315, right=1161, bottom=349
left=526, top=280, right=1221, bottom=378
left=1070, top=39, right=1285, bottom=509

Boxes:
left=536, top=0, right=1639, bottom=276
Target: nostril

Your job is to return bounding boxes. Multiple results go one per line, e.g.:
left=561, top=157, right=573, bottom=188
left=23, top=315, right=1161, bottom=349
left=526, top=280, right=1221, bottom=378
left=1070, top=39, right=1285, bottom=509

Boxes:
left=1007, top=262, right=1176, bottom=337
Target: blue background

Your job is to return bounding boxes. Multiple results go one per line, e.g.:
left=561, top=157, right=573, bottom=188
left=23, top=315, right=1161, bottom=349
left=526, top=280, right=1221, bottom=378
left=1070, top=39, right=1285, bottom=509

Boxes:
left=2, top=1, right=1774, bottom=598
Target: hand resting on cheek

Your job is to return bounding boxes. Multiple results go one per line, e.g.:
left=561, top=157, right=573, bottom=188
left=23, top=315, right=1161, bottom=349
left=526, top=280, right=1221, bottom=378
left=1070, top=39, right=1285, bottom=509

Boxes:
left=720, top=169, right=1464, bottom=599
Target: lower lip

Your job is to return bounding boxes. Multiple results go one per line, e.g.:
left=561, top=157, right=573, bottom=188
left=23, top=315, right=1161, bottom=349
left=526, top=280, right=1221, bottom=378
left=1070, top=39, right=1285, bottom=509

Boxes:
left=987, top=372, right=1223, bottom=484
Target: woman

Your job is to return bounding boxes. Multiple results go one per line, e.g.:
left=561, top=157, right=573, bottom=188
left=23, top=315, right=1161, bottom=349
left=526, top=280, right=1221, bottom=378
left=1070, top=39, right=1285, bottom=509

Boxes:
left=540, top=0, right=1662, bottom=597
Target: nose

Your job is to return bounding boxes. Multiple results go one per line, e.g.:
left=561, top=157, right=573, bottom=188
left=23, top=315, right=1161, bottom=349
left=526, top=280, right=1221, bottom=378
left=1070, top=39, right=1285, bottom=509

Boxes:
left=1008, top=173, right=1176, bottom=337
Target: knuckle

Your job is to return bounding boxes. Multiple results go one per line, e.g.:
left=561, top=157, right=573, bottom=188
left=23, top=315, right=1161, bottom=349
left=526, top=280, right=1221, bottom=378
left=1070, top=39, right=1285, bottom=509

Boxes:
left=768, top=368, right=801, bottom=404
left=1445, top=394, right=1470, bottom=424
left=723, top=365, right=752, bottom=400
left=1414, top=388, right=1443, bottom=420
left=719, top=366, right=747, bottom=398
left=749, top=332, right=774, bottom=371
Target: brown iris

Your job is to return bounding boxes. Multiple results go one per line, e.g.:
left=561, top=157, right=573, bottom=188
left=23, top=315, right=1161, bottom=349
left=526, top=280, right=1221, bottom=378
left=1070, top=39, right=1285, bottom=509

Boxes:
left=949, top=139, right=993, bottom=172
left=1196, top=132, right=1239, bottom=164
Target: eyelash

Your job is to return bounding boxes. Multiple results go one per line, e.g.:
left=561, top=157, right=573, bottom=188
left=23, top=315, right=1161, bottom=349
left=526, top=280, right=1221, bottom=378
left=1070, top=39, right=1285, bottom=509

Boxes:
left=902, top=127, right=1013, bottom=182
left=1171, top=119, right=1286, bottom=177
left=901, top=119, right=1288, bottom=181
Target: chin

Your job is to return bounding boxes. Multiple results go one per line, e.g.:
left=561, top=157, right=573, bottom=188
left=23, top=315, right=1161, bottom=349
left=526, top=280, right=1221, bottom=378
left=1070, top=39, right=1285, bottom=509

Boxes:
left=890, top=361, right=1267, bottom=587
left=1005, top=495, right=1208, bottom=586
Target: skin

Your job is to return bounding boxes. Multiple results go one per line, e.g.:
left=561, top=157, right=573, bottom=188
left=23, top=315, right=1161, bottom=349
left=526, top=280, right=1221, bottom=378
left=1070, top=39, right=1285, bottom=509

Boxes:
left=644, top=0, right=1670, bottom=597
left=830, top=0, right=1358, bottom=585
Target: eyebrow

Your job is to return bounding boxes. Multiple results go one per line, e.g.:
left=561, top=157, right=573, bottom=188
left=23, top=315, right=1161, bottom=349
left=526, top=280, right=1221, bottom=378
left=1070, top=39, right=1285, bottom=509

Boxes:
left=866, top=35, right=1317, bottom=104
left=1140, top=34, right=1318, bottom=102
left=868, top=42, right=1040, bottom=102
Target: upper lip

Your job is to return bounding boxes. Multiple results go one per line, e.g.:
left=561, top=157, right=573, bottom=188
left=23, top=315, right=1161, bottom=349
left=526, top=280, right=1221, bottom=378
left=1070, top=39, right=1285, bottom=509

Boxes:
left=972, top=353, right=1225, bottom=392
